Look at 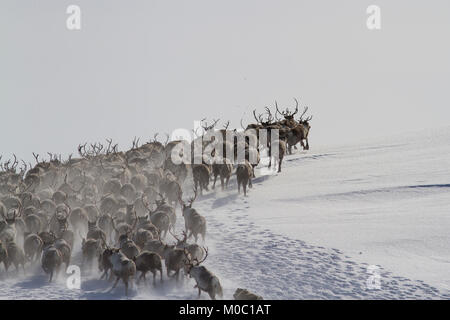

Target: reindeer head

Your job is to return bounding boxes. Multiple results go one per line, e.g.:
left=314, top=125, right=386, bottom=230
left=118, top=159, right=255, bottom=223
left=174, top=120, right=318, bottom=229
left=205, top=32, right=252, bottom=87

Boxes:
left=55, top=203, right=70, bottom=229
left=137, top=215, right=149, bottom=225
left=154, top=193, right=167, bottom=209
left=183, top=247, right=208, bottom=276
left=275, top=98, right=299, bottom=124
left=4, top=207, right=21, bottom=225
left=170, top=229, right=188, bottom=247
left=201, top=119, right=220, bottom=134
left=298, top=106, right=313, bottom=130
left=118, top=233, right=131, bottom=246
left=178, top=188, right=197, bottom=214
left=87, top=219, right=98, bottom=229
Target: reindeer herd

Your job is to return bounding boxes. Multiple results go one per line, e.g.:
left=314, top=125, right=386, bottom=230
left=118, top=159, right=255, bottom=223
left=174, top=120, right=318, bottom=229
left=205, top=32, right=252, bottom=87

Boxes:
left=0, top=99, right=312, bottom=299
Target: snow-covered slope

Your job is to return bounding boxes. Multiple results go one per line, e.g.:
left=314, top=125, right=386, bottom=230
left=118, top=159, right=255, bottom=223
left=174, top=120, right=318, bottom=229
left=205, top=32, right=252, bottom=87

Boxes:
left=1, top=127, right=450, bottom=299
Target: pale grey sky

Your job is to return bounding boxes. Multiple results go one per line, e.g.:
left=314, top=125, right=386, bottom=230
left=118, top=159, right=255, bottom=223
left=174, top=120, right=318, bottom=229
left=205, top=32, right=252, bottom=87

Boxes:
left=1, top=0, right=450, bottom=163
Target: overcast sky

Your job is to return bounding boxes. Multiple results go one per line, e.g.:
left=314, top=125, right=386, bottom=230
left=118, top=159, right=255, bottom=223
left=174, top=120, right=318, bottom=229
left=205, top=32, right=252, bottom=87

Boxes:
left=1, top=0, right=450, bottom=163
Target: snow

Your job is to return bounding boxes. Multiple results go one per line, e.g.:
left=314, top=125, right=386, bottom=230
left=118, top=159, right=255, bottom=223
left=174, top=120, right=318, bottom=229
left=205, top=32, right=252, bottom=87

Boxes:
left=1, top=126, right=450, bottom=299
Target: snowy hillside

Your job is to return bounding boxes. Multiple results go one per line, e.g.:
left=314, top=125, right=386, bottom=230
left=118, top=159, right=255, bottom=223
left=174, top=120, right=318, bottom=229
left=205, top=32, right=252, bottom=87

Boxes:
left=1, top=127, right=450, bottom=299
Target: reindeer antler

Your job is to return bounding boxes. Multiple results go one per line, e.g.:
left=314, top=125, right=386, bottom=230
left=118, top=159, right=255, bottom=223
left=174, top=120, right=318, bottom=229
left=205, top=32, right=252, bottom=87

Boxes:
left=194, top=247, right=209, bottom=265
left=131, top=137, right=140, bottom=150
left=201, top=119, right=220, bottom=132
left=32, top=152, right=40, bottom=164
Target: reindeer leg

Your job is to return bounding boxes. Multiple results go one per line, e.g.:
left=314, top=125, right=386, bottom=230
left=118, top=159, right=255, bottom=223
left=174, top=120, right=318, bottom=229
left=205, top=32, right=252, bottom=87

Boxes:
left=124, top=279, right=129, bottom=296
left=111, top=276, right=120, bottom=291
left=108, top=270, right=115, bottom=282
left=137, top=272, right=143, bottom=285
left=212, top=175, right=217, bottom=189
left=143, top=273, right=147, bottom=285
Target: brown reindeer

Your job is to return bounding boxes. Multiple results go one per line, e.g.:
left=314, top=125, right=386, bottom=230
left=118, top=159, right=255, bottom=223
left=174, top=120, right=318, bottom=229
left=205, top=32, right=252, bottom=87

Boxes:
left=236, top=160, right=253, bottom=196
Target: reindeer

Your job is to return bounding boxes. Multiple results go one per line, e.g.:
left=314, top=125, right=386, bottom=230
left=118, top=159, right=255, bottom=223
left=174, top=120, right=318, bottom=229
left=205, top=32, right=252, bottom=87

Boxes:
left=54, top=237, right=72, bottom=271
left=120, top=183, right=137, bottom=204
left=179, top=190, right=206, bottom=243
left=69, top=207, right=89, bottom=232
left=141, top=196, right=171, bottom=239
left=212, top=157, right=233, bottom=190
left=183, top=248, right=223, bottom=300
left=84, top=204, right=100, bottom=222
left=111, top=209, right=137, bottom=244
left=268, top=139, right=286, bottom=173
left=54, top=204, right=74, bottom=249
left=98, top=212, right=114, bottom=243
left=275, top=98, right=299, bottom=128
left=23, top=232, right=43, bottom=262
left=41, top=241, right=63, bottom=282
left=234, top=288, right=264, bottom=300
left=163, top=244, right=189, bottom=281
left=143, top=233, right=167, bottom=258
left=151, top=195, right=176, bottom=231
left=274, top=99, right=312, bottom=151
left=134, top=213, right=159, bottom=238
left=6, top=241, right=26, bottom=272
left=0, top=206, right=21, bottom=243
left=86, top=218, right=107, bottom=242
left=105, top=248, right=136, bottom=296
left=133, top=228, right=154, bottom=250
left=236, top=160, right=253, bottom=196
left=98, top=246, right=114, bottom=281
left=159, top=176, right=183, bottom=208
left=133, top=251, right=163, bottom=285
left=81, top=236, right=104, bottom=269
left=171, top=230, right=205, bottom=262
left=286, top=106, right=312, bottom=152
left=24, top=210, right=42, bottom=234
left=118, top=233, right=141, bottom=260
left=192, top=164, right=211, bottom=195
